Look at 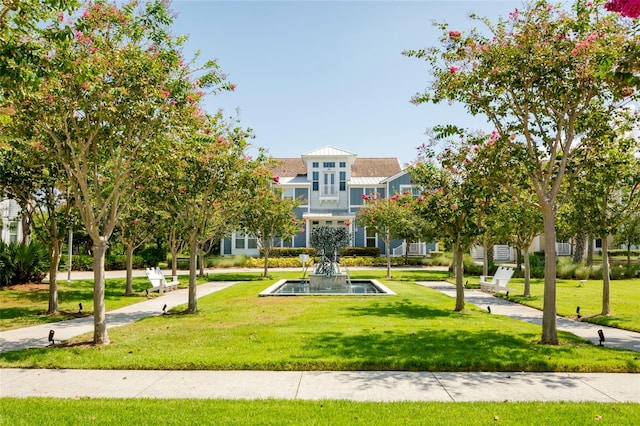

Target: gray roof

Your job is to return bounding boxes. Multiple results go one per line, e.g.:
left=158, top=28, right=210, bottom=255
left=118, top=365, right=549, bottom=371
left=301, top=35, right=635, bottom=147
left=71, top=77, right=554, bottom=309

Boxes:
left=270, top=156, right=402, bottom=179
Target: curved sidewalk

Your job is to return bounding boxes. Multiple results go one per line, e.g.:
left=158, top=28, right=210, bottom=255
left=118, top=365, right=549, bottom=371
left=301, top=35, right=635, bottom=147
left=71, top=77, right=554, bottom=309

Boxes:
left=417, top=281, right=640, bottom=352
left=0, top=281, right=236, bottom=353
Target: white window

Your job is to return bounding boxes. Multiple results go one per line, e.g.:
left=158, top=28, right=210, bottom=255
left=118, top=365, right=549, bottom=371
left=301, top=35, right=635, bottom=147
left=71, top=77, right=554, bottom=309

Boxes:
left=322, top=172, right=336, bottom=196
left=235, top=231, right=257, bottom=249
left=366, top=227, right=377, bottom=248
left=400, top=184, right=422, bottom=197
left=9, top=221, right=18, bottom=243
left=282, top=188, right=294, bottom=199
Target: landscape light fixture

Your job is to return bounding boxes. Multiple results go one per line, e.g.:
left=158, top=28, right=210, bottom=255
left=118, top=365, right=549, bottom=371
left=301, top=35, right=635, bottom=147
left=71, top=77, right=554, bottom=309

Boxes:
left=78, top=303, right=83, bottom=314
left=487, top=306, right=491, bottom=314
left=506, top=291, right=509, bottom=299
left=576, top=306, right=581, bottom=319
left=162, top=304, right=167, bottom=314
left=48, top=329, right=55, bottom=346
left=598, top=329, right=605, bottom=346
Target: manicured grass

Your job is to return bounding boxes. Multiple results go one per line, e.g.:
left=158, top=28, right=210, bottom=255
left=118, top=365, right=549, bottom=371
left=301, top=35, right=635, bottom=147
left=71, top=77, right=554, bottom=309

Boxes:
left=480, top=277, right=640, bottom=333
left=0, top=276, right=208, bottom=331
left=0, top=398, right=638, bottom=425
left=1, top=270, right=638, bottom=372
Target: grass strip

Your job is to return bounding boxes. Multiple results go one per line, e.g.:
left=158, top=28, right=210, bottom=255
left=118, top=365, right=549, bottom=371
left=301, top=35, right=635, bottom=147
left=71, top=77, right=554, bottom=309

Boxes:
left=0, top=398, right=638, bottom=425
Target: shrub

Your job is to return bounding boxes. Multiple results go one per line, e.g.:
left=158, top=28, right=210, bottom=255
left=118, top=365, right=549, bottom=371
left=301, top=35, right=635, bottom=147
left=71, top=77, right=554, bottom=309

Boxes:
left=71, top=254, right=94, bottom=271
left=610, top=265, right=628, bottom=280
left=574, top=265, right=594, bottom=280
left=0, top=241, right=49, bottom=286
left=262, top=248, right=316, bottom=258
left=105, top=255, right=145, bottom=270
left=557, top=257, right=578, bottom=279
left=430, top=255, right=451, bottom=267
left=341, top=247, right=380, bottom=257
left=428, top=250, right=444, bottom=257
left=137, top=245, right=168, bottom=267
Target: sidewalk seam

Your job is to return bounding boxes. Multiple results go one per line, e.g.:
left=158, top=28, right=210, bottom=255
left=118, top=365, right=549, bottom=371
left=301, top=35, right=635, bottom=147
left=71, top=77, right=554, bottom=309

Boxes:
left=431, top=372, right=455, bottom=402
left=294, top=371, right=304, bottom=399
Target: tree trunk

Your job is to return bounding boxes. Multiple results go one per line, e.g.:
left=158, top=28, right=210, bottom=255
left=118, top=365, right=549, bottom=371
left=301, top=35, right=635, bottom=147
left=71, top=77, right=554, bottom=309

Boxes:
left=198, top=250, right=205, bottom=277
left=601, top=234, right=611, bottom=316
left=586, top=236, right=594, bottom=266
left=171, top=243, right=178, bottom=277
left=93, top=237, right=110, bottom=345
left=454, top=240, right=465, bottom=312
left=516, top=247, right=522, bottom=271
left=573, top=230, right=586, bottom=264
left=125, top=243, right=134, bottom=295
left=541, top=210, right=558, bottom=345
left=385, top=233, right=391, bottom=278
left=21, top=213, right=32, bottom=246
left=522, top=246, right=531, bottom=298
left=187, top=233, right=198, bottom=313
left=482, top=239, right=489, bottom=277
left=47, top=237, right=62, bottom=314
left=262, top=247, right=270, bottom=277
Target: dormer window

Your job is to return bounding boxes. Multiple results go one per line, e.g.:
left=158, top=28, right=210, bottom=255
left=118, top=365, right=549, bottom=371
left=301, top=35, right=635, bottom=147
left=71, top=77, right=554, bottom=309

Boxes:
left=312, top=162, right=319, bottom=168
left=339, top=162, right=346, bottom=168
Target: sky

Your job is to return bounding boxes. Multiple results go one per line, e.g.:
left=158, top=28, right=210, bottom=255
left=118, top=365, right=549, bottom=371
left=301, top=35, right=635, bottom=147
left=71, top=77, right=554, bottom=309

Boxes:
left=168, top=0, right=525, bottom=166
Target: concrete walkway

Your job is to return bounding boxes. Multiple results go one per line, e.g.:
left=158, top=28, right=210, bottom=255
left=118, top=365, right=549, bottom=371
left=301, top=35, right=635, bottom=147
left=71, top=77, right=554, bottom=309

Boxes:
left=0, top=281, right=236, bottom=352
left=417, top=281, right=640, bottom=352
left=1, top=273, right=639, bottom=402
left=1, top=369, right=639, bottom=402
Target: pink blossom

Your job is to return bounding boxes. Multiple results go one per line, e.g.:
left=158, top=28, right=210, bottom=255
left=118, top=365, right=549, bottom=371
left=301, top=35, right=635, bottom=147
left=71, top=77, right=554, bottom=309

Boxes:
left=159, top=89, right=170, bottom=98
left=605, top=0, right=640, bottom=18
left=230, top=83, right=237, bottom=91
left=489, top=130, right=499, bottom=144
left=59, top=13, right=64, bottom=22
left=451, top=203, right=458, bottom=211
left=449, top=66, right=459, bottom=74
left=448, top=30, right=461, bottom=39
left=273, top=176, right=280, bottom=183
left=390, top=194, right=399, bottom=200
left=169, top=100, right=176, bottom=105
left=344, top=221, right=350, bottom=227
left=83, top=9, right=89, bottom=18
left=362, top=194, right=370, bottom=200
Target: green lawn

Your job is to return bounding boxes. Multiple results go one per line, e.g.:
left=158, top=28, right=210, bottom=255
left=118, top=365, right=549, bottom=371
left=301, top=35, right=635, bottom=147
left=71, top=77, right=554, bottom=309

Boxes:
left=466, top=277, right=640, bottom=333
left=0, top=275, right=207, bottom=331
left=1, top=270, right=638, bottom=372
left=1, top=398, right=638, bottom=425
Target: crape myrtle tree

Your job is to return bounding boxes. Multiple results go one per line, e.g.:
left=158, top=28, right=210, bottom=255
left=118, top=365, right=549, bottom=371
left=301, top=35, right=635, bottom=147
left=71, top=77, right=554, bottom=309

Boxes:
left=117, top=200, right=166, bottom=296
left=0, top=140, right=74, bottom=313
left=240, top=175, right=302, bottom=277
left=614, top=208, right=640, bottom=269
left=356, top=192, right=418, bottom=278
left=404, top=0, right=638, bottom=344
left=409, top=133, right=486, bottom=312
left=568, top=107, right=640, bottom=315
left=175, top=112, right=268, bottom=313
left=489, top=193, right=543, bottom=297
left=6, top=0, right=234, bottom=344
left=0, top=0, right=79, bottom=96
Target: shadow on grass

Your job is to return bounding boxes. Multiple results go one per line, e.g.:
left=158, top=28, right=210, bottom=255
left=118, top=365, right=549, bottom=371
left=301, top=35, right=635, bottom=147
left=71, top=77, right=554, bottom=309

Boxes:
left=206, top=273, right=265, bottom=281
left=345, top=299, right=453, bottom=320
left=298, top=328, right=588, bottom=372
